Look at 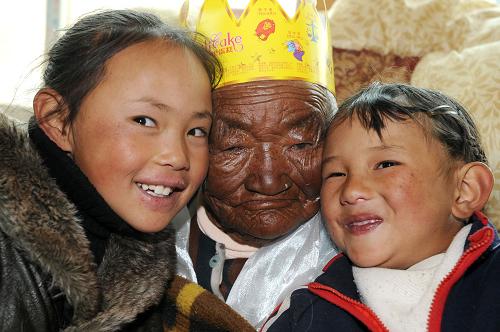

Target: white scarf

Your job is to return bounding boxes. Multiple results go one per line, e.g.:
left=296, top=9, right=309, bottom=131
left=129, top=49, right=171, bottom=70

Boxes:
left=173, top=204, right=337, bottom=329
left=353, top=224, right=472, bottom=332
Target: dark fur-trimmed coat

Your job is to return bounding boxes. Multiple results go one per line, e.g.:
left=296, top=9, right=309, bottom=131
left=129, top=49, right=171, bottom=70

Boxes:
left=0, top=113, right=176, bottom=331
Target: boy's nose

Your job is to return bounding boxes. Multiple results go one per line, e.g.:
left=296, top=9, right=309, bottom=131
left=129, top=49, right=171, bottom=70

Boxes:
left=339, top=175, right=370, bottom=205
left=154, top=139, right=190, bottom=171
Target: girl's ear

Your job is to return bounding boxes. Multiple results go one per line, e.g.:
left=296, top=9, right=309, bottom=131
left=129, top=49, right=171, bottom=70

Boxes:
left=452, top=162, right=494, bottom=219
left=33, top=88, right=73, bottom=152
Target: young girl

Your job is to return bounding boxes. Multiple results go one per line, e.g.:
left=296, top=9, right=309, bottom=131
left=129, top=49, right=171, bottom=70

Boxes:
left=263, top=82, right=499, bottom=331
left=0, top=9, right=223, bottom=330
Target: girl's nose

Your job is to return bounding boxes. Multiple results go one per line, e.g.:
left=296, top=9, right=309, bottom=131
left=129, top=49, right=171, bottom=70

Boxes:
left=153, top=138, right=190, bottom=171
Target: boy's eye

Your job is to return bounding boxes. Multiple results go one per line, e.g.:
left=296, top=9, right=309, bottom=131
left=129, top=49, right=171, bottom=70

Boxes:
left=188, top=127, right=208, bottom=137
left=325, top=172, right=346, bottom=179
left=376, top=161, right=399, bottom=169
left=133, top=116, right=155, bottom=127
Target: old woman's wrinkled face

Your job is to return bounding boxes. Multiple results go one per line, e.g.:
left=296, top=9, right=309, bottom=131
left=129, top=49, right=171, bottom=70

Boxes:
left=204, top=80, right=331, bottom=246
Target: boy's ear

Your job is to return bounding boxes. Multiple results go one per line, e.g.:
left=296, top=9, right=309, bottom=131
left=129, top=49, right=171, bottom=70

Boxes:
left=452, top=162, right=494, bottom=219
left=33, top=88, right=73, bottom=152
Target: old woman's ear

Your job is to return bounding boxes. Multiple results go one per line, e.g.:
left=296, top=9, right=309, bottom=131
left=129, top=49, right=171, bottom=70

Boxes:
left=33, top=88, right=73, bottom=153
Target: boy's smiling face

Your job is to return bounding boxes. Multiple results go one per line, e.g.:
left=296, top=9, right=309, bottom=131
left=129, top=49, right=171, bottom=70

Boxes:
left=321, top=117, right=463, bottom=269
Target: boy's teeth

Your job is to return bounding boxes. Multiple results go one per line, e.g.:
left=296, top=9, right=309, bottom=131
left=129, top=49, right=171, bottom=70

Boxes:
left=137, top=183, right=173, bottom=196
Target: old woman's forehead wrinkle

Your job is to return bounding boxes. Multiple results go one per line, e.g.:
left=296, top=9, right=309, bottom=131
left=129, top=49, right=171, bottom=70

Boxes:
left=214, top=80, right=329, bottom=104
left=214, top=95, right=323, bottom=111
left=212, top=81, right=332, bottom=134
left=212, top=103, right=322, bottom=131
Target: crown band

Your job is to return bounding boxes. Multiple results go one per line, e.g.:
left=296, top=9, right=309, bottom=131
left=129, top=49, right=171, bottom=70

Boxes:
left=191, top=0, right=335, bottom=93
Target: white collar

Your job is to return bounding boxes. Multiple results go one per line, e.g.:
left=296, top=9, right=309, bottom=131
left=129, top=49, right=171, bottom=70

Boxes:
left=353, top=224, right=472, bottom=331
left=196, top=205, right=258, bottom=259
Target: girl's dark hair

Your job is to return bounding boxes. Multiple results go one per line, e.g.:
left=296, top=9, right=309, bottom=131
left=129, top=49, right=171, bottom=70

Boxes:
left=42, top=9, right=222, bottom=128
left=332, top=82, right=487, bottom=164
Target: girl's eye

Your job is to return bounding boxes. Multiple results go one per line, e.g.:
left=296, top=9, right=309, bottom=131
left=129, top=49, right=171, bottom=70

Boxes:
left=133, top=116, right=155, bottom=127
left=188, top=127, right=208, bottom=137
left=376, top=161, right=399, bottom=169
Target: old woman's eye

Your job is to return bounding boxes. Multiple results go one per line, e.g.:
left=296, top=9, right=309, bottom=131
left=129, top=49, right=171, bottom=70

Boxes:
left=291, top=142, right=313, bottom=150
left=223, top=146, right=245, bottom=153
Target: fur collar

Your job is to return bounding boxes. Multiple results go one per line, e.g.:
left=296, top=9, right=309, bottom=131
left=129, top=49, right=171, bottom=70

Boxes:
left=0, top=114, right=175, bottom=330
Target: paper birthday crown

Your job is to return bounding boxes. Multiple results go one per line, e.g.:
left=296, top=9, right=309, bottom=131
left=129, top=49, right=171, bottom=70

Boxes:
left=184, top=0, right=335, bottom=93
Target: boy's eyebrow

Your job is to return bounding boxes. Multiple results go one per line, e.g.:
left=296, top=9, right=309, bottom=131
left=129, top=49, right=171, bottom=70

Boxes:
left=322, top=144, right=404, bottom=163
left=322, top=155, right=338, bottom=163
left=368, top=144, right=405, bottom=152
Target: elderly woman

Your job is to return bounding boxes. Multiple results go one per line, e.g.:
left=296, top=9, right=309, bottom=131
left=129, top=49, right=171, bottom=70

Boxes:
left=174, top=0, right=338, bottom=328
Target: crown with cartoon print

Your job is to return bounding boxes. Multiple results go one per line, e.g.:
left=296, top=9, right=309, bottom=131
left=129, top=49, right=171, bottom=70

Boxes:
left=183, top=0, right=335, bottom=93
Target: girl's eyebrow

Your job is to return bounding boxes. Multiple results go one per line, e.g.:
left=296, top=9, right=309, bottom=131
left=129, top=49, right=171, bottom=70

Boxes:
left=134, top=97, right=213, bottom=120
left=322, top=144, right=405, bottom=163
left=192, top=111, right=213, bottom=121
left=322, top=155, right=338, bottom=163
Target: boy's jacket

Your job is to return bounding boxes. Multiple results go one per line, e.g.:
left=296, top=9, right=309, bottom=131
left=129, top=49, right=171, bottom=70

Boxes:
left=264, top=212, right=500, bottom=332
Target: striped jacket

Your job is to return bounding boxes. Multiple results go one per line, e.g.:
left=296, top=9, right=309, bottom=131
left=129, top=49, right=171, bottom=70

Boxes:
left=164, top=275, right=256, bottom=332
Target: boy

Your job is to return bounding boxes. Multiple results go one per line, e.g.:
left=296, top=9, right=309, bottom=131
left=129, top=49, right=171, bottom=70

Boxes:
left=262, top=83, right=499, bottom=331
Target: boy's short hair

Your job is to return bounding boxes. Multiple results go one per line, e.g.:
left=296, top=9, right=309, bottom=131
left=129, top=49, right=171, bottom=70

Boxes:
left=331, top=82, right=488, bottom=165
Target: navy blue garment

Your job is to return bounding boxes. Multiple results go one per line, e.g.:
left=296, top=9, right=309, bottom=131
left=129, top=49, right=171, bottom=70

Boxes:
left=264, top=212, right=500, bottom=332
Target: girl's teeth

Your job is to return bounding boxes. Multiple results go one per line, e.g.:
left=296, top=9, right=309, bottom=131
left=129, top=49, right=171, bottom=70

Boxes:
left=137, top=183, right=174, bottom=197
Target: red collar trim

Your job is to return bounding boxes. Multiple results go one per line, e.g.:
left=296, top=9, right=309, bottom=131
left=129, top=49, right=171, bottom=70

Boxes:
left=309, top=283, right=389, bottom=332
left=322, top=252, right=344, bottom=272
left=427, top=224, right=494, bottom=331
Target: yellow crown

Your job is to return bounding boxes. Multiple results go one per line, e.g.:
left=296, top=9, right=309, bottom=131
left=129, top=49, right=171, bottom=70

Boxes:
left=186, top=0, right=335, bottom=93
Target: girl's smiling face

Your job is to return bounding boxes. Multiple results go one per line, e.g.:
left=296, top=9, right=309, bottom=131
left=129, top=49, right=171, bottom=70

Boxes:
left=321, top=117, right=463, bottom=269
left=60, top=40, right=212, bottom=232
